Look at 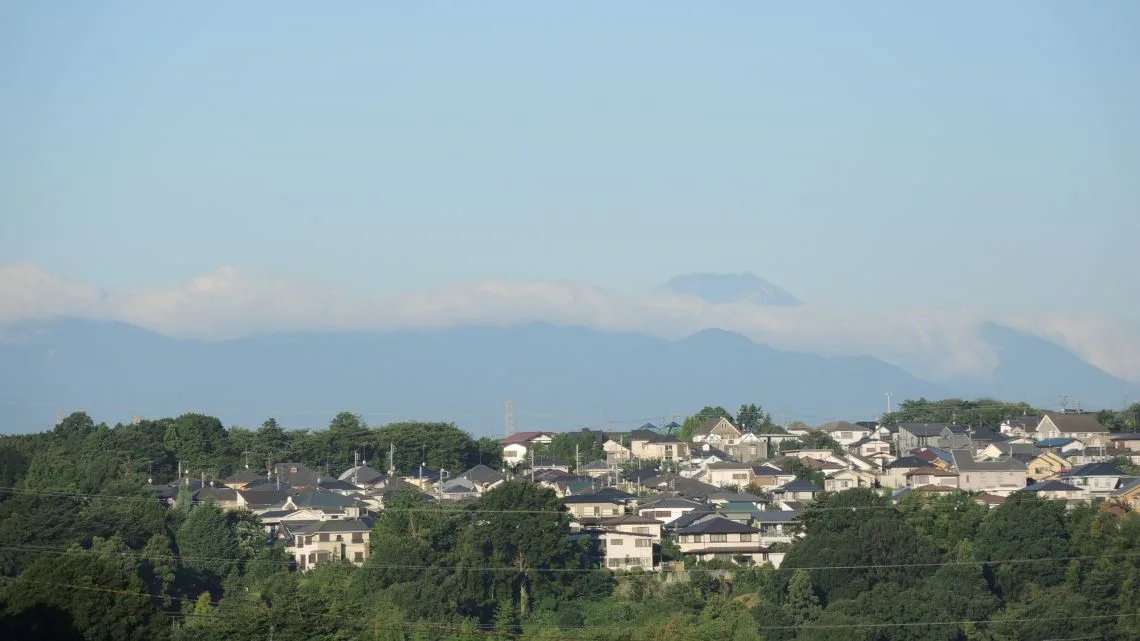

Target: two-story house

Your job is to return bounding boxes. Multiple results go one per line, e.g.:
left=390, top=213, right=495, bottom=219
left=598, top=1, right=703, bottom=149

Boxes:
left=1024, top=480, right=1085, bottom=502
left=1025, top=450, right=1071, bottom=482
left=286, top=519, right=372, bottom=570
left=824, top=468, right=878, bottom=492
left=596, top=514, right=662, bottom=571
left=1035, top=413, right=1109, bottom=446
left=897, top=424, right=971, bottom=454
left=819, top=421, right=874, bottom=447
left=563, top=493, right=625, bottom=519
left=637, top=497, right=704, bottom=525
left=905, top=466, right=960, bottom=489
left=691, top=417, right=744, bottom=447
left=1061, top=462, right=1128, bottom=499
left=999, top=416, right=1042, bottom=438
left=752, top=510, right=800, bottom=546
left=704, top=462, right=758, bottom=488
left=772, top=479, right=823, bottom=502
left=952, top=450, right=1027, bottom=493
left=629, top=431, right=688, bottom=462
left=675, top=516, right=780, bottom=567
left=500, top=432, right=555, bottom=466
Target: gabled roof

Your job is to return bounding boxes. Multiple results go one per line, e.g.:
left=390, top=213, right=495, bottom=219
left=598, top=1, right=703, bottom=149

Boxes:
left=899, top=423, right=949, bottom=437
left=677, top=516, right=759, bottom=535
left=1041, top=412, right=1109, bottom=434
left=887, top=456, right=929, bottom=469
left=318, top=478, right=362, bottom=492
left=707, top=492, right=767, bottom=504
left=776, top=479, right=823, bottom=492
left=273, top=462, right=322, bottom=487
left=501, top=431, right=553, bottom=445
left=598, top=514, right=661, bottom=526
left=592, top=486, right=637, bottom=502
left=818, top=421, right=870, bottom=433
left=1063, top=462, right=1123, bottom=478
left=639, top=496, right=702, bottom=510
left=973, top=493, right=1007, bottom=506
left=1113, top=478, right=1140, bottom=496
left=223, top=469, right=268, bottom=485
left=707, top=461, right=755, bottom=470
left=968, top=427, right=1005, bottom=444
left=906, top=466, right=959, bottom=477
left=562, top=493, right=622, bottom=505
left=952, top=449, right=1027, bottom=472
left=1003, top=416, right=1042, bottom=428
left=238, top=488, right=293, bottom=507
left=1036, top=437, right=1077, bottom=448
left=461, top=464, right=506, bottom=485
left=339, top=465, right=386, bottom=485
left=581, top=459, right=610, bottom=471
left=197, top=487, right=238, bottom=502
left=1026, top=480, right=1083, bottom=492
left=693, top=417, right=741, bottom=437
left=290, top=490, right=360, bottom=509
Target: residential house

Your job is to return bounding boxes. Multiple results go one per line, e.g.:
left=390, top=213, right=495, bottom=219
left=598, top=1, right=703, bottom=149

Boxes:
left=1061, top=462, right=1128, bottom=499
left=979, top=441, right=1038, bottom=461
left=439, top=478, right=479, bottom=501
left=824, top=468, right=878, bottom=492
left=197, top=485, right=240, bottom=509
left=286, top=519, right=372, bottom=570
left=905, top=467, right=960, bottom=489
left=752, top=511, right=800, bottom=545
left=630, top=431, right=688, bottom=462
left=603, top=438, right=633, bottom=464
left=881, top=456, right=931, bottom=489
left=338, top=464, right=387, bottom=488
left=500, top=431, right=555, bottom=466
left=897, top=424, right=972, bottom=453
left=273, top=462, right=323, bottom=488
left=707, top=492, right=768, bottom=511
left=596, top=515, right=662, bottom=571
left=850, top=437, right=892, bottom=458
left=1035, top=413, right=1109, bottom=446
left=773, top=479, right=823, bottom=502
left=1034, top=437, right=1084, bottom=453
left=818, top=421, right=874, bottom=447
left=721, top=433, right=768, bottom=463
left=638, top=497, right=704, bottom=525
left=1065, top=447, right=1132, bottom=466
left=283, top=490, right=364, bottom=518
left=705, top=462, right=758, bottom=488
left=237, top=487, right=294, bottom=512
left=691, top=417, right=744, bottom=446
left=460, top=465, right=507, bottom=493
left=1111, top=478, right=1140, bottom=511
left=952, top=449, right=1027, bottom=493
left=1000, top=416, right=1042, bottom=438
left=676, top=517, right=779, bottom=567
left=781, top=449, right=836, bottom=461
left=581, top=460, right=614, bottom=478
left=749, top=464, right=797, bottom=491
left=221, top=469, right=269, bottom=490
left=1024, top=480, right=1085, bottom=502
left=752, top=431, right=800, bottom=453
left=563, top=493, right=624, bottom=519
left=1026, top=451, right=1071, bottom=482
left=635, top=473, right=721, bottom=500
left=973, top=493, right=1006, bottom=509
left=1109, top=434, right=1140, bottom=453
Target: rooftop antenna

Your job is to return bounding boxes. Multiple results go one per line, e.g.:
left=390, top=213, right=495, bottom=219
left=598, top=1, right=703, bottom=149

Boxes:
left=505, top=398, right=515, bottom=437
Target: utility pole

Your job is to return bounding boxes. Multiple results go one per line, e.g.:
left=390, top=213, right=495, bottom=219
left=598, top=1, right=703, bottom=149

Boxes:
left=388, top=442, right=395, bottom=476
left=242, top=449, right=255, bottom=469
left=575, top=443, right=580, bottom=476
left=530, top=448, right=535, bottom=483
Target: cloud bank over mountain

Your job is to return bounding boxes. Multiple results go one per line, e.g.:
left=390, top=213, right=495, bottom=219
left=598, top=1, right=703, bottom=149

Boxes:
left=3, top=262, right=1139, bottom=386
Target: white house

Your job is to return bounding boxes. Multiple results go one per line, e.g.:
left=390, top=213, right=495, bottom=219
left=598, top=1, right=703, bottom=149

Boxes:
left=500, top=431, right=555, bottom=465
left=675, top=516, right=781, bottom=567
left=818, top=421, right=874, bottom=447
left=596, top=514, right=662, bottom=571
left=1035, top=413, right=1109, bottom=446
left=691, top=417, right=743, bottom=446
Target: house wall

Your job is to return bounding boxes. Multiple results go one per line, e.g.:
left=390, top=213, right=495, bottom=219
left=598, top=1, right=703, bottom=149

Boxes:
left=291, top=532, right=370, bottom=570
left=824, top=471, right=874, bottom=492
left=1027, top=454, right=1068, bottom=480
left=958, top=470, right=1027, bottom=492
left=907, top=473, right=959, bottom=488
left=677, top=531, right=757, bottom=550
left=829, top=429, right=871, bottom=446
left=502, top=444, right=528, bottom=464
left=604, top=440, right=631, bottom=463
left=600, top=532, right=654, bottom=570
left=707, top=467, right=754, bottom=488
left=638, top=506, right=694, bottom=525
left=568, top=502, right=623, bottom=518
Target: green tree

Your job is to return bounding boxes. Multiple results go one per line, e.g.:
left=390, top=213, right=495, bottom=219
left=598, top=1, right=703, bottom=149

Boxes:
left=735, top=404, right=775, bottom=433
left=678, top=406, right=733, bottom=442
left=784, top=569, right=820, bottom=625
left=176, top=502, right=238, bottom=585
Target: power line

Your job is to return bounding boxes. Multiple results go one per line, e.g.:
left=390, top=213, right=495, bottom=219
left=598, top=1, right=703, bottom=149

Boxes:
left=5, top=542, right=1139, bottom=576
left=0, top=575, right=1137, bottom=635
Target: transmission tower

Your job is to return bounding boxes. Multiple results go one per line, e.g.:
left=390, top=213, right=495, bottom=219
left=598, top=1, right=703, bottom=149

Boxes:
left=505, top=398, right=515, bottom=437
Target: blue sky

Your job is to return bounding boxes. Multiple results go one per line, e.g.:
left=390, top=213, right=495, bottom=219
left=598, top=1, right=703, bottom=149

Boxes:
left=1, top=2, right=1138, bottom=316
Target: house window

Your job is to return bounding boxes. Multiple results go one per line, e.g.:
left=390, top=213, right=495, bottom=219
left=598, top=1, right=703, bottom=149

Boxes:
left=351, top=534, right=364, bottom=544
left=611, top=539, right=624, bottom=546
left=635, top=539, right=652, bottom=548
left=319, top=533, right=329, bottom=542
left=732, top=473, right=748, bottom=480
left=305, top=536, right=313, bottom=545
left=335, top=535, right=343, bottom=541
left=634, top=527, right=650, bottom=535
left=592, top=506, right=600, bottom=516
left=739, top=534, right=752, bottom=542
left=608, top=559, right=621, bottom=568
left=354, top=551, right=364, bottom=562
left=710, top=534, right=728, bottom=543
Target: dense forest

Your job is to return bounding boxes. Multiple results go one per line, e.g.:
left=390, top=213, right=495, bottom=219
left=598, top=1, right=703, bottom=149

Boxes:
left=1, top=410, right=1139, bottom=640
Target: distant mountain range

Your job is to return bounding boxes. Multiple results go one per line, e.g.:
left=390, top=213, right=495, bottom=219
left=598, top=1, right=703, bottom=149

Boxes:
left=662, top=273, right=802, bottom=306
left=1, top=316, right=1136, bottom=435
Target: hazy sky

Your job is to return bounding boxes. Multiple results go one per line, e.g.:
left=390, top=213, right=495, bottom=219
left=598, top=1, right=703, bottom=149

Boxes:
left=2, top=2, right=1138, bottom=316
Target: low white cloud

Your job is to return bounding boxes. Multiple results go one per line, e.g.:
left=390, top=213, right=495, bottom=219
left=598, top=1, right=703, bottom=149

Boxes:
left=1, top=263, right=1137, bottom=385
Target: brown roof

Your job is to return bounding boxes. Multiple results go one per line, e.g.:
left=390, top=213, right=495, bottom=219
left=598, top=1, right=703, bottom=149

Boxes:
left=906, top=466, right=959, bottom=477
left=1042, top=412, right=1108, bottom=434
left=973, top=493, right=1007, bottom=506
left=915, top=484, right=959, bottom=493
left=693, top=417, right=740, bottom=437
left=501, top=431, right=553, bottom=445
